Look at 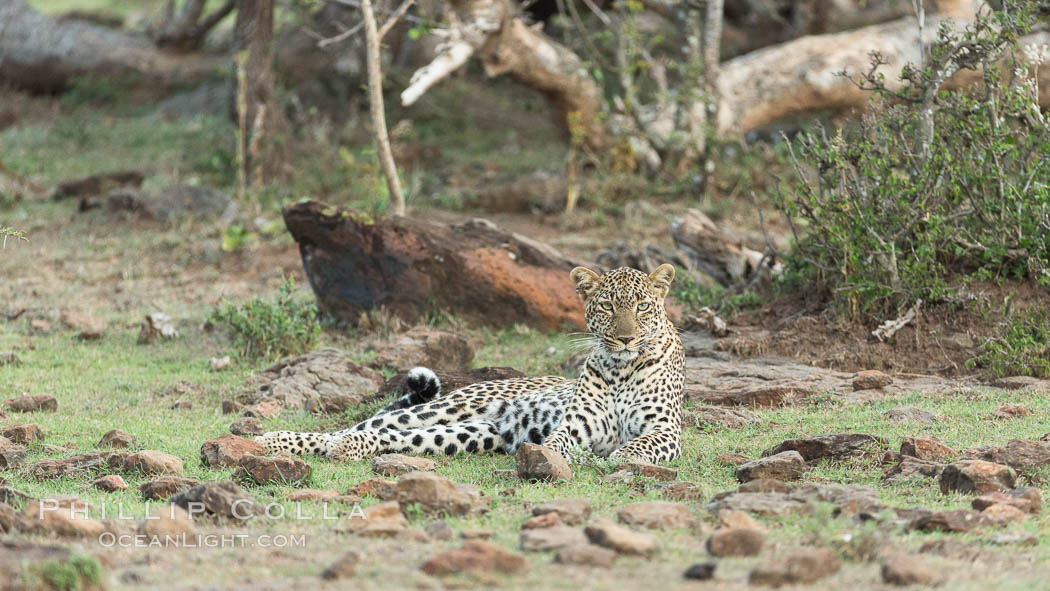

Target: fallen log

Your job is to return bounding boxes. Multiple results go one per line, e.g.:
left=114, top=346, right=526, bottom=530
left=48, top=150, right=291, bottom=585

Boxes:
left=282, top=201, right=590, bottom=330
left=671, top=209, right=780, bottom=288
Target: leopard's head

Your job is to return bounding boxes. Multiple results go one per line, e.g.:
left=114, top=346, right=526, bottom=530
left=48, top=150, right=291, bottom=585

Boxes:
left=571, top=264, right=675, bottom=360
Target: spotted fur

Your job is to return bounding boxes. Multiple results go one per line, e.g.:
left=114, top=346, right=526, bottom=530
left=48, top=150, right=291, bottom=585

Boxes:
left=255, top=264, right=685, bottom=463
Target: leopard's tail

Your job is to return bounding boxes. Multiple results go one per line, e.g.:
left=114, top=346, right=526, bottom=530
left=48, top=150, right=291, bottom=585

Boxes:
left=374, top=367, right=441, bottom=414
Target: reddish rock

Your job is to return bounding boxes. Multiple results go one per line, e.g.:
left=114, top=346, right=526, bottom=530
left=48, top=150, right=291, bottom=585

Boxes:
left=765, top=433, right=887, bottom=461
left=882, top=554, right=941, bottom=586
left=918, top=509, right=992, bottom=533
left=882, top=456, right=946, bottom=483
left=0, top=437, right=26, bottom=469
left=139, top=476, right=201, bottom=500
left=554, top=543, right=618, bottom=567
left=26, top=452, right=117, bottom=480
left=685, top=385, right=815, bottom=408
left=901, top=437, right=956, bottom=461
left=736, top=451, right=806, bottom=482
left=170, top=481, right=261, bottom=520
left=347, top=478, right=398, bottom=498
left=372, top=327, right=475, bottom=371
left=981, top=503, right=1026, bottom=524
left=617, top=461, right=678, bottom=481
left=992, top=404, right=1034, bottom=419
left=940, top=460, right=1016, bottom=494
left=92, top=475, right=128, bottom=492
left=386, top=472, right=488, bottom=516
left=242, top=400, right=282, bottom=419
left=345, top=501, right=407, bottom=537
left=520, top=525, right=587, bottom=551
left=370, top=454, right=437, bottom=477
left=424, top=521, right=455, bottom=541
left=616, top=501, right=695, bottom=530
left=20, top=500, right=106, bottom=538
left=229, top=417, right=265, bottom=437
left=532, top=499, right=592, bottom=525
left=200, top=434, right=265, bottom=468
left=718, top=509, right=763, bottom=530
left=139, top=505, right=194, bottom=538
left=321, top=552, right=361, bottom=580
left=749, top=548, right=841, bottom=586
left=122, top=450, right=184, bottom=476
left=707, top=528, right=765, bottom=557
left=584, top=518, right=659, bottom=556
left=421, top=541, right=526, bottom=576
left=234, top=453, right=312, bottom=486
left=853, top=370, right=893, bottom=390
left=2, top=423, right=43, bottom=444
left=689, top=406, right=759, bottom=429
left=60, top=310, right=106, bottom=339
left=286, top=489, right=361, bottom=504
left=4, top=394, right=58, bottom=413
left=97, top=428, right=135, bottom=449
left=516, top=443, right=572, bottom=481
left=738, top=479, right=793, bottom=494
left=962, top=439, right=1050, bottom=472
left=522, top=512, right=563, bottom=529
left=716, top=452, right=749, bottom=466
left=972, top=489, right=1042, bottom=514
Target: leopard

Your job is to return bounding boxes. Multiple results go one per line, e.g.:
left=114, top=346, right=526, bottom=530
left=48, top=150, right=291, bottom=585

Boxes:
left=255, top=263, right=685, bottom=463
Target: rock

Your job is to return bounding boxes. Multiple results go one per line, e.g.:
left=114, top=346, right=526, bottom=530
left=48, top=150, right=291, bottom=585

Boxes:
left=764, top=433, right=887, bottom=461
left=25, top=452, right=116, bottom=480
left=554, top=543, right=618, bottom=567
left=683, top=562, right=717, bottom=581
left=617, top=461, right=678, bottom=481
left=0, top=503, right=15, bottom=534
left=716, top=452, right=749, bottom=466
left=600, top=470, right=635, bottom=484
left=0, top=437, right=26, bottom=469
left=991, top=376, right=1050, bottom=391
left=885, top=406, right=939, bottom=424
left=223, top=418, right=263, bottom=439
left=981, top=503, right=1026, bottom=524
left=718, top=509, right=763, bottom=530
left=901, top=437, right=956, bottom=461
left=110, top=184, right=234, bottom=222
left=387, top=471, right=488, bottom=516
left=940, top=460, right=1016, bottom=494
left=516, top=443, right=572, bottom=481
left=789, top=483, right=884, bottom=515
left=372, top=327, right=475, bottom=371
left=200, top=434, right=265, bottom=469
left=97, top=428, right=135, bottom=449
left=532, top=499, right=592, bottom=525
left=853, top=369, right=893, bottom=390
left=4, top=394, right=58, bottom=413
left=171, top=481, right=260, bottom=520
left=706, top=492, right=811, bottom=517
left=284, top=201, right=589, bottom=330
left=972, top=488, right=1042, bottom=514
left=286, top=489, right=362, bottom=504
left=918, top=509, right=992, bottom=533
left=222, top=400, right=245, bottom=414
left=139, top=476, right=201, bottom=500
left=122, top=450, right=184, bottom=476
left=421, top=541, right=526, bottom=576
left=210, top=356, right=231, bottom=371
left=882, top=457, right=946, bottom=483
left=424, top=520, right=455, bottom=541
left=584, top=518, right=659, bottom=556
left=685, top=385, right=814, bottom=408
left=234, top=453, right=312, bottom=486
left=92, top=475, right=127, bottom=492
left=660, top=481, right=704, bottom=501
left=0, top=487, right=31, bottom=505
left=737, top=479, right=793, bottom=494
left=139, top=505, right=194, bottom=538
left=375, top=367, right=526, bottom=400
left=688, top=405, right=759, bottom=429
left=522, top=512, right=563, bottom=529
left=616, top=501, right=695, bottom=530
left=882, top=555, right=941, bottom=586
left=59, top=310, right=106, bottom=339
left=520, top=524, right=588, bottom=551
left=2, top=423, right=43, bottom=444
left=992, top=404, right=1033, bottom=419
left=461, top=529, right=492, bottom=540
left=244, top=348, right=385, bottom=411
left=986, top=532, right=1038, bottom=546
left=749, top=548, right=841, bottom=586
left=137, top=312, right=179, bottom=344
left=346, top=500, right=408, bottom=537
left=321, top=552, right=361, bottom=580
left=707, top=527, right=765, bottom=557
left=736, top=451, right=806, bottom=482
left=962, top=440, right=1050, bottom=472
left=19, top=500, right=106, bottom=538
left=371, top=453, right=437, bottom=477
left=51, top=169, right=144, bottom=201
left=347, top=478, right=398, bottom=498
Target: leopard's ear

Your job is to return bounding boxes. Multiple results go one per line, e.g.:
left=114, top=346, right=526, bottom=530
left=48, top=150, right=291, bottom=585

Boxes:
left=648, top=264, right=675, bottom=299
left=570, top=267, right=601, bottom=301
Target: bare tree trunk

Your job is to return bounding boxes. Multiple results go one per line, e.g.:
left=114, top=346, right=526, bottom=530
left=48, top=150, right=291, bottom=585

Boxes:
left=361, top=0, right=406, bottom=216
left=152, top=0, right=235, bottom=52
left=233, top=0, right=289, bottom=191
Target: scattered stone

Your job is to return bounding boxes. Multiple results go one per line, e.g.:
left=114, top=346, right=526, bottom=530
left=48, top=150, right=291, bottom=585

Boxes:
left=59, top=310, right=106, bottom=340
left=234, top=453, right=312, bottom=486
left=716, top=452, right=748, bottom=466
left=884, top=406, right=939, bottom=424
left=972, top=488, right=1041, bottom=514
left=229, top=417, right=265, bottom=437
left=660, top=481, right=704, bottom=501
left=171, top=481, right=260, bottom=520
left=1, top=423, right=42, bottom=445
left=200, top=434, right=265, bottom=469
left=617, top=461, right=677, bottom=481
left=901, top=437, right=956, bottom=461
left=738, top=479, right=793, bottom=494
left=92, top=475, right=127, bottom=492
left=371, top=453, right=437, bottom=477
left=521, top=524, right=587, bottom=551
left=139, top=505, right=194, bottom=539
left=4, top=394, right=58, bottom=413
left=421, top=541, right=526, bottom=576
left=853, top=370, right=893, bottom=390
left=29, top=319, right=51, bottom=332
left=987, top=532, right=1038, bottom=546
left=617, top=501, right=695, bottom=530
left=122, top=450, right=184, bottom=476
left=373, top=327, right=475, bottom=371
left=991, top=376, right=1050, bottom=391
left=882, top=554, right=941, bottom=586
left=600, top=470, right=634, bottom=484
left=25, top=452, right=116, bottom=480
left=706, top=492, right=810, bottom=517
left=918, top=509, right=991, bottom=533
left=137, top=313, right=179, bottom=344
left=789, top=483, right=884, bottom=515
left=210, top=356, right=232, bottom=371
left=19, top=499, right=106, bottom=537
left=0, top=503, right=15, bottom=534
left=516, top=443, right=572, bottom=481
left=532, top=499, right=592, bottom=525
left=398, top=528, right=431, bottom=542
left=222, top=400, right=245, bottom=414
left=554, top=543, right=618, bottom=567
left=764, top=433, right=887, bottom=461
left=286, top=489, right=361, bottom=504
left=940, top=460, right=1016, bottom=494
left=386, top=471, right=488, bottom=516
left=346, top=501, right=407, bottom=537
left=244, top=348, right=385, bottom=411
left=347, top=478, right=398, bottom=498
left=97, top=428, right=135, bottom=449
left=982, top=503, right=1026, bottom=524
left=718, top=509, right=763, bottom=530
left=683, top=562, right=717, bottom=581
left=749, top=548, right=841, bottom=586
left=737, top=451, right=806, bottom=482
left=139, top=476, right=201, bottom=500
left=962, top=439, right=1050, bottom=472
left=522, top=512, right=562, bottom=529
left=461, top=529, right=492, bottom=540
left=992, top=404, right=1033, bottom=419
left=707, top=527, right=765, bottom=557
left=321, top=552, right=361, bottom=580
left=242, top=399, right=281, bottom=419
left=584, top=518, right=659, bottom=556
left=424, top=520, right=455, bottom=541
left=882, top=456, right=945, bottom=483
left=0, top=436, right=26, bottom=469
left=919, top=538, right=982, bottom=561
left=51, top=169, right=144, bottom=201
left=0, top=487, right=31, bottom=505
left=689, top=405, right=759, bottom=429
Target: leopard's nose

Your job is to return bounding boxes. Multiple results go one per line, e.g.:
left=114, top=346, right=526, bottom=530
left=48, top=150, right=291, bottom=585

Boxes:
left=615, top=336, right=634, bottom=345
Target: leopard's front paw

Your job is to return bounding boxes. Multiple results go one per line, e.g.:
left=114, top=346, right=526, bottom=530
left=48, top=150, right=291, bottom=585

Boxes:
left=325, top=433, right=379, bottom=462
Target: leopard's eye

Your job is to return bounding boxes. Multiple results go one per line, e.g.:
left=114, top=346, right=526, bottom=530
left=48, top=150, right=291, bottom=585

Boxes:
left=637, top=302, right=651, bottom=312
left=598, top=301, right=613, bottom=311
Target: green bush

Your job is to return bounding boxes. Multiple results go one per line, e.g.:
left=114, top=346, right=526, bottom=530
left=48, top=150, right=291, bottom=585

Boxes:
left=778, top=4, right=1049, bottom=318
left=210, top=278, right=321, bottom=361
left=671, top=275, right=762, bottom=316
left=968, top=309, right=1050, bottom=378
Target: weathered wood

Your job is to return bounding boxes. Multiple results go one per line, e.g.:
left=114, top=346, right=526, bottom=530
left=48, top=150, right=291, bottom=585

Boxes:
left=283, top=201, right=589, bottom=330
left=671, top=209, right=777, bottom=288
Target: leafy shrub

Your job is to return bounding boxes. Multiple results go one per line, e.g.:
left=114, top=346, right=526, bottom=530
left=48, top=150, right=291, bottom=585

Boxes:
left=210, top=278, right=321, bottom=361
left=968, top=309, right=1050, bottom=378
left=671, top=275, right=762, bottom=316
left=778, top=4, right=1050, bottom=318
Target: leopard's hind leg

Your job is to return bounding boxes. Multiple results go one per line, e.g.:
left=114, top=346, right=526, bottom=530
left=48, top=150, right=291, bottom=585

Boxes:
left=326, top=421, right=503, bottom=460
